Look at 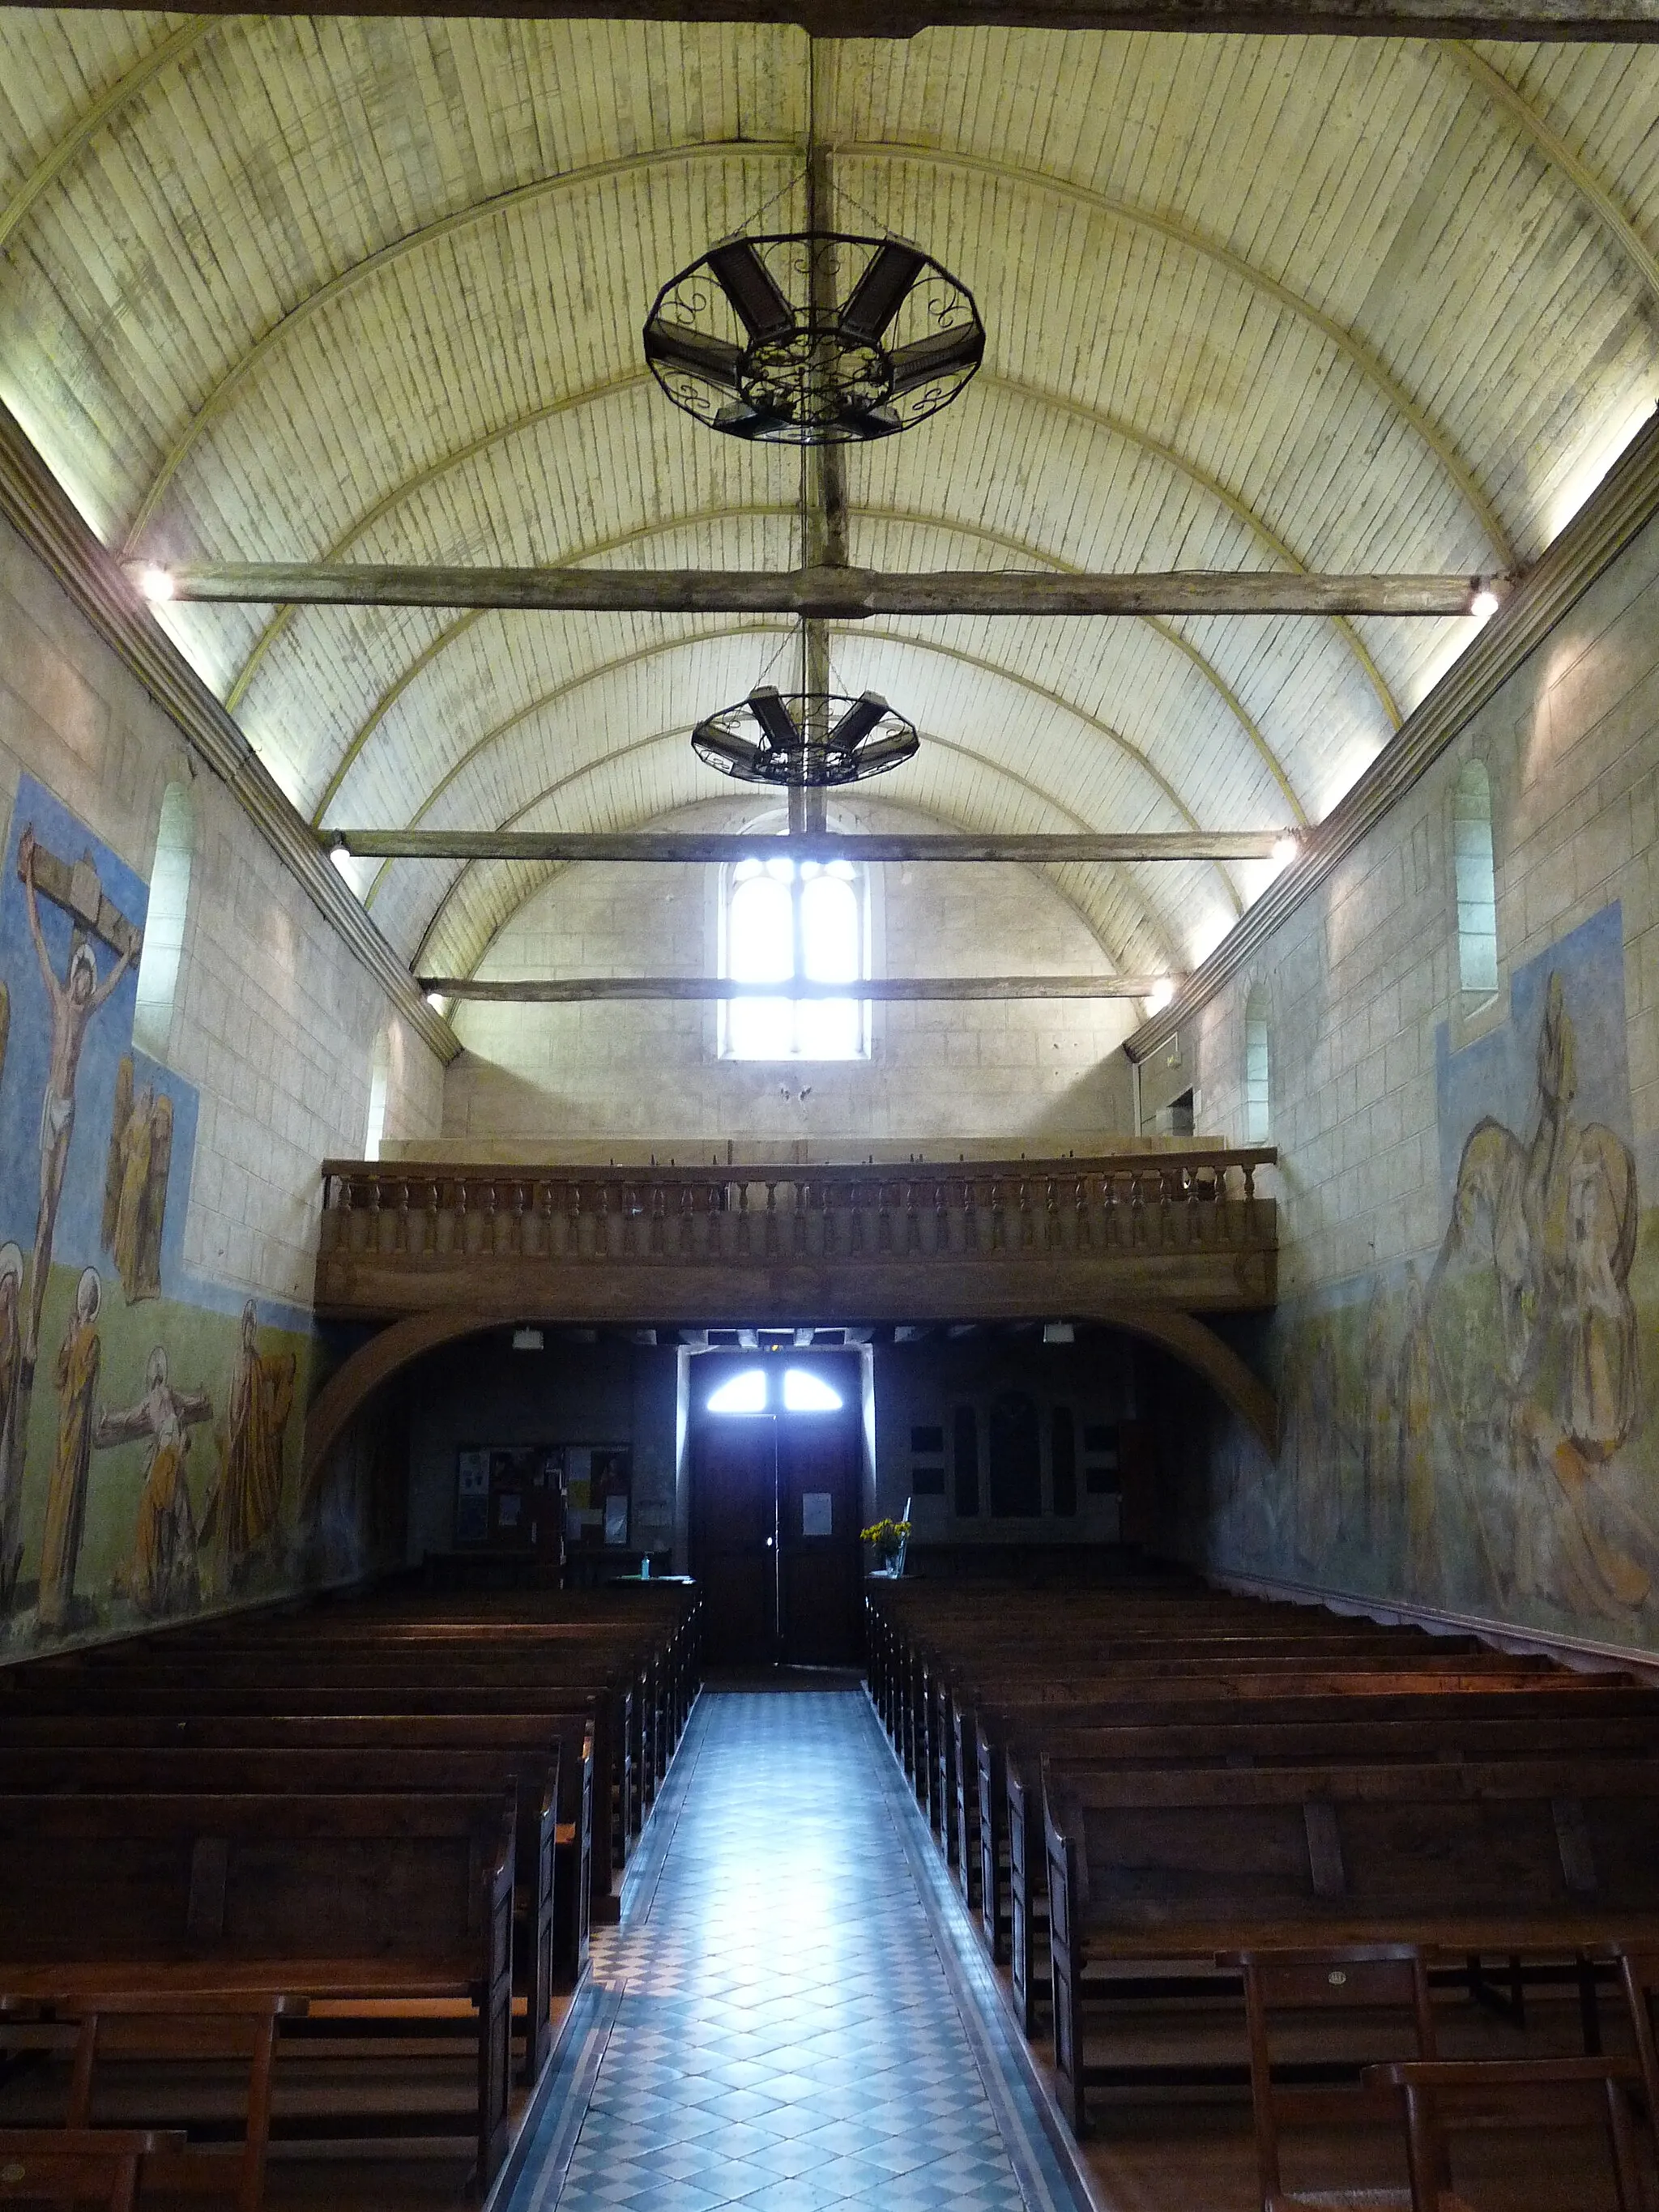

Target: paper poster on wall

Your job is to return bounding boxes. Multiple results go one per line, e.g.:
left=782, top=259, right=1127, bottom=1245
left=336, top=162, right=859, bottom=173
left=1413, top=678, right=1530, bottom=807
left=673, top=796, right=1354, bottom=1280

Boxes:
left=603, top=1494, right=629, bottom=1546
left=802, top=1492, right=833, bottom=1536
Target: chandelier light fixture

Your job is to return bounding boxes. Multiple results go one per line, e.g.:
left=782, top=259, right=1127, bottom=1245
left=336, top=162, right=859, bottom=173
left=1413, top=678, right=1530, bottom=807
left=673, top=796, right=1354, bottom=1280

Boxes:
left=691, top=687, right=920, bottom=786
left=644, top=232, right=983, bottom=445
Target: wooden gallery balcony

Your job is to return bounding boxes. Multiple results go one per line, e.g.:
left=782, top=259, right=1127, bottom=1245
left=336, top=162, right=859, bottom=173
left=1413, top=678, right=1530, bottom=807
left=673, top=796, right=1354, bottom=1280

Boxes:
left=313, top=1151, right=1277, bottom=1328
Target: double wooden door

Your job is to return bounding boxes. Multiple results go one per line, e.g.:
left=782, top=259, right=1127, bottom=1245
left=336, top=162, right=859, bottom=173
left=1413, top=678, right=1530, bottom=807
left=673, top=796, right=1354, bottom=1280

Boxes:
left=689, top=1357, right=863, bottom=1668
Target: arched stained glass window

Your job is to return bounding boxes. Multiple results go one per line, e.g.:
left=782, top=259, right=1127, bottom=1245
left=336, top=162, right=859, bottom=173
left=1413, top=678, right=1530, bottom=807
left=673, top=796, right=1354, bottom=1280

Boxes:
left=1243, top=982, right=1272, bottom=1144
left=1453, top=761, right=1499, bottom=1004
left=723, top=855, right=866, bottom=1059
left=132, top=782, right=194, bottom=1063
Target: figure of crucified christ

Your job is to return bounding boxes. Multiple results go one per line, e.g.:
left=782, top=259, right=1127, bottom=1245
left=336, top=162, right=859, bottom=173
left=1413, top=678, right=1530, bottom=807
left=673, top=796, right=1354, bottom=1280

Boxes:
left=19, top=827, right=137, bottom=1364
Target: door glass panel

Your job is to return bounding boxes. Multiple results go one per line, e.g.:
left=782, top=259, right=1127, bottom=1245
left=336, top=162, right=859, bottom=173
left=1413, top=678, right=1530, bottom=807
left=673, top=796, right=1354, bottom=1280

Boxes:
left=782, top=1366, right=842, bottom=1412
left=706, top=1367, right=768, bottom=1415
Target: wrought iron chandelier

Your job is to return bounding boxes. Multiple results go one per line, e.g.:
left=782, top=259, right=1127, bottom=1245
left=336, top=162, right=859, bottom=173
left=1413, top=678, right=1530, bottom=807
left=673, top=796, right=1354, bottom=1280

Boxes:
left=644, top=232, right=983, bottom=445
left=691, top=687, right=919, bottom=786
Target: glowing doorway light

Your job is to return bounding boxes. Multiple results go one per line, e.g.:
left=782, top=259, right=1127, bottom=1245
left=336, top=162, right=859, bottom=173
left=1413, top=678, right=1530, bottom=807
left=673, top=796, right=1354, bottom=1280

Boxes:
left=782, top=1367, right=842, bottom=1412
left=706, top=1368, right=768, bottom=1415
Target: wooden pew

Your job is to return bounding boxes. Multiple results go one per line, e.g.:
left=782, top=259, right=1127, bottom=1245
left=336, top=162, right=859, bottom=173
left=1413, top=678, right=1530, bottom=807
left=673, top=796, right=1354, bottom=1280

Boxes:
left=0, top=1992, right=305, bottom=2212
left=0, top=2126, right=187, bottom=2211
left=1041, top=1758, right=1659, bottom=2133
left=0, top=1714, right=595, bottom=2003
left=0, top=1667, right=627, bottom=1929
left=0, top=1789, right=518, bottom=2186
left=0, top=1746, right=562, bottom=2089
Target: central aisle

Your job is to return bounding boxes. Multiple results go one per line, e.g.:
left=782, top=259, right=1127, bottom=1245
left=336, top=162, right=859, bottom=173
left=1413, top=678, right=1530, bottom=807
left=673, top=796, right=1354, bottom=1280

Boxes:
left=505, top=1685, right=1086, bottom=2212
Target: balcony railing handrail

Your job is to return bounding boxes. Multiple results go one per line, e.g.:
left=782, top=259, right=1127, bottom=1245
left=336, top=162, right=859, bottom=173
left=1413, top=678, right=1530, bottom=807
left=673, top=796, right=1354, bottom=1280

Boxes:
left=320, top=1146, right=1277, bottom=1196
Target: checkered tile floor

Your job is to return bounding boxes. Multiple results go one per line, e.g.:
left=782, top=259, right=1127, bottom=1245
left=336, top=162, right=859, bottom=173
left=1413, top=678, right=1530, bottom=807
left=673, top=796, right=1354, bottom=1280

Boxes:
left=505, top=1686, right=1077, bottom=2212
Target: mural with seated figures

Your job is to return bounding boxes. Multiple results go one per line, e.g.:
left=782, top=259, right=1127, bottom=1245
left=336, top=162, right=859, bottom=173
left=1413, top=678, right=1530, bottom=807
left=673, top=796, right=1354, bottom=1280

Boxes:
left=0, top=774, right=376, bottom=1652
left=1194, top=901, right=1659, bottom=1647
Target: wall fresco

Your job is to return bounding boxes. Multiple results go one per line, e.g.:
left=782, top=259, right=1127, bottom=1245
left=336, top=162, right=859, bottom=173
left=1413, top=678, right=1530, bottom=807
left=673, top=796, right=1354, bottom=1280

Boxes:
left=0, top=776, right=368, bottom=1652
left=1196, top=902, right=1659, bottom=1647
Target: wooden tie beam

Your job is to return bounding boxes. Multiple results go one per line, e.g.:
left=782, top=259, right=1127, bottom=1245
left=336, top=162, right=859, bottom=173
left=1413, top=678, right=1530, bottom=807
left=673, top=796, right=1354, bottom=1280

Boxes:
left=337, top=829, right=1285, bottom=863
left=140, top=563, right=1506, bottom=618
left=52, top=0, right=1659, bottom=37
left=419, top=976, right=1175, bottom=1000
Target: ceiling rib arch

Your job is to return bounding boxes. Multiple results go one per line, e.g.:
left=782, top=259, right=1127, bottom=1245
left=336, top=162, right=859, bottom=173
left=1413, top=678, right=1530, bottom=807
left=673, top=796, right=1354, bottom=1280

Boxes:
left=109, top=123, right=1518, bottom=583
left=312, top=373, right=1394, bottom=831
left=1444, top=44, right=1659, bottom=308
left=119, top=135, right=801, bottom=550
left=246, top=482, right=1299, bottom=823
left=413, top=722, right=1182, bottom=985
left=362, top=616, right=1246, bottom=935
left=0, top=15, right=228, bottom=254
left=842, top=139, right=1516, bottom=569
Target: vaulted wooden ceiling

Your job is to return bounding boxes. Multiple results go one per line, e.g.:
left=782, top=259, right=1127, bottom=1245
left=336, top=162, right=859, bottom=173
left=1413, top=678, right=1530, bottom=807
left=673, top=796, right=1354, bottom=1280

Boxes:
left=0, top=17, right=1655, bottom=988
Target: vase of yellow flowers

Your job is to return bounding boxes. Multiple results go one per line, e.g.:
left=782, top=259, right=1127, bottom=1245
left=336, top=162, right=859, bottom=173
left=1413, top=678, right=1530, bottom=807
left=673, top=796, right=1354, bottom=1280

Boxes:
left=860, top=1517, right=911, bottom=1575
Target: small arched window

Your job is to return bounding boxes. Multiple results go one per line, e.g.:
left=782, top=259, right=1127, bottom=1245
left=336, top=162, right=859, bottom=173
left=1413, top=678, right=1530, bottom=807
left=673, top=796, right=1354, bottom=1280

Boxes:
left=1243, top=982, right=1272, bottom=1144
left=722, top=855, right=866, bottom=1059
left=1453, top=761, right=1499, bottom=1004
left=131, top=781, right=194, bottom=1063
left=363, top=1029, right=390, bottom=1161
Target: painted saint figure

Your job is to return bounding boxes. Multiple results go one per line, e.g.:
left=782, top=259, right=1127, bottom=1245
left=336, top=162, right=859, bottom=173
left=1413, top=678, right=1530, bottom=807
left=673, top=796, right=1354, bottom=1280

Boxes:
left=102, top=1059, right=173, bottom=1303
left=19, top=827, right=137, bottom=1360
left=36, top=1266, right=103, bottom=1633
left=203, top=1302, right=296, bottom=1591
left=98, top=1347, right=212, bottom=1617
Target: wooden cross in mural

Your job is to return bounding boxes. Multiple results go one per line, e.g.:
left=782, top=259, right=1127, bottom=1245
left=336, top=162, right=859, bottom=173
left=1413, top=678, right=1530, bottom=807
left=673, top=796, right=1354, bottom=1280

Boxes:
left=0, top=829, right=140, bottom=1613
left=18, top=828, right=142, bottom=1365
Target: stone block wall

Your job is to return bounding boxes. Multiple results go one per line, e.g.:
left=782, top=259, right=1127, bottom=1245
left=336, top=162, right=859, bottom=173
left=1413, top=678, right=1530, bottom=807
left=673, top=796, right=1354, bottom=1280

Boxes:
left=0, top=517, right=444, bottom=1657
left=436, top=796, right=1140, bottom=1156
left=1168, top=505, right=1659, bottom=1660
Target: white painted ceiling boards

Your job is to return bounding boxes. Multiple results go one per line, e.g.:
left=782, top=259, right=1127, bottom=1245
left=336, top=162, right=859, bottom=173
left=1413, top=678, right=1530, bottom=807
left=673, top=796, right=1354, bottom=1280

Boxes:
left=0, top=18, right=1655, bottom=991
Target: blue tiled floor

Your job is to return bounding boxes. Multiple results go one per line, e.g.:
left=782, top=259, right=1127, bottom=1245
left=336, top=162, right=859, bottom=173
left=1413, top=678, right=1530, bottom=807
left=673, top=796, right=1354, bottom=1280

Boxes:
left=505, top=1686, right=1086, bottom=2212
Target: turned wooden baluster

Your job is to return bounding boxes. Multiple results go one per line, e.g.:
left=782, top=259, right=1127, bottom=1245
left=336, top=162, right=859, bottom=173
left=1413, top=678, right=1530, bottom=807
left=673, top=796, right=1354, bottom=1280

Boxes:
left=989, top=1179, right=1004, bottom=1251
left=363, top=1178, right=381, bottom=1255
left=764, top=1180, right=779, bottom=1258
left=819, top=1177, right=835, bottom=1258
left=1045, top=1176, right=1060, bottom=1250
left=678, top=1184, right=695, bottom=1258
left=794, top=1180, right=809, bottom=1257
left=903, top=1181, right=921, bottom=1253
left=849, top=1182, right=865, bottom=1255
left=736, top=1178, right=751, bottom=1257
left=650, top=1182, right=666, bottom=1255
left=962, top=1175, right=978, bottom=1255
left=1017, top=1178, right=1033, bottom=1250
left=1074, top=1175, right=1090, bottom=1249
left=934, top=1178, right=949, bottom=1255
left=1128, top=1169, right=1145, bottom=1245
left=567, top=1178, right=583, bottom=1259
left=877, top=1179, right=893, bottom=1254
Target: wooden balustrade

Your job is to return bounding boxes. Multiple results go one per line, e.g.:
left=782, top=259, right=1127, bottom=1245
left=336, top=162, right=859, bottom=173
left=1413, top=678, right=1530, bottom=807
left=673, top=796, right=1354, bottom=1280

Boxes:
left=313, top=1151, right=1277, bottom=1322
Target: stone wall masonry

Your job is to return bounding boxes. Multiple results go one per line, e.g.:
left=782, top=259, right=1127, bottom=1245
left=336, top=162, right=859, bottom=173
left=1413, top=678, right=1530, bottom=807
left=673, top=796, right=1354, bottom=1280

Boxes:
left=1171, top=503, right=1659, bottom=1662
left=0, top=515, right=444, bottom=1656
left=436, top=796, right=1141, bottom=1157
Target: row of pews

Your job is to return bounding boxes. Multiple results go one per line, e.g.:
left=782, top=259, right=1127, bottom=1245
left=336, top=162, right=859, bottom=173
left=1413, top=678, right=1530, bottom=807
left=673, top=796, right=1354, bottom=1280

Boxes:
left=868, top=1575, right=1659, bottom=2208
left=0, top=1577, right=701, bottom=2209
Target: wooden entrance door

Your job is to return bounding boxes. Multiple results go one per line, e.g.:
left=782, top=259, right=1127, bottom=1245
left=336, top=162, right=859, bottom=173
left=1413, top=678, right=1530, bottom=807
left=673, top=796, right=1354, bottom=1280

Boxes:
left=689, top=1355, right=864, bottom=1669
left=776, top=1370, right=863, bottom=1666
left=689, top=1418, right=778, bottom=1667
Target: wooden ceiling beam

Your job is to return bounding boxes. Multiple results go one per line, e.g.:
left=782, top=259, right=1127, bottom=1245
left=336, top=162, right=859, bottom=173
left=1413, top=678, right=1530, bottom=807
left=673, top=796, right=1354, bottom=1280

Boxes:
left=143, top=561, right=1505, bottom=616
left=39, top=0, right=1659, bottom=38
left=337, top=829, right=1286, bottom=862
left=419, top=975, right=1175, bottom=1001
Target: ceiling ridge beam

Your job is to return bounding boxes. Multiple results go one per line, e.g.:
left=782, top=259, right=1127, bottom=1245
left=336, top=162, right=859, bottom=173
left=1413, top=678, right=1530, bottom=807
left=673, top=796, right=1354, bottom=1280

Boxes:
left=1125, top=404, right=1659, bottom=1065
left=0, top=396, right=457, bottom=1063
